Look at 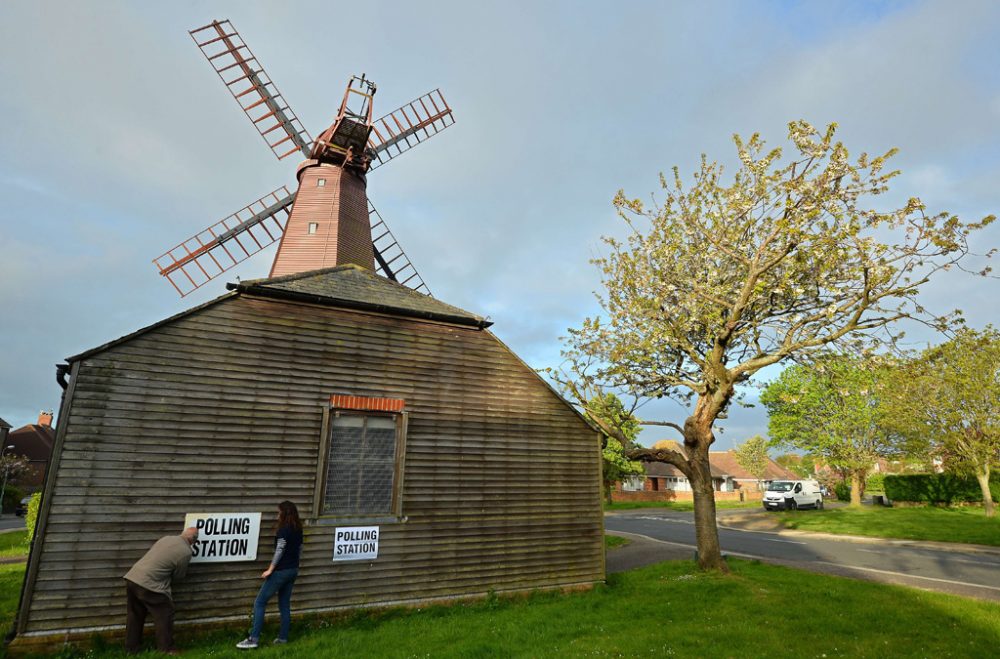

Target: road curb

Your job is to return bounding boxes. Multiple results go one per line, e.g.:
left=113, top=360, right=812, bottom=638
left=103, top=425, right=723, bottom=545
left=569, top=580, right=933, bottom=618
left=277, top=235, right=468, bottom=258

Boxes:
left=755, top=528, right=1000, bottom=556
left=715, top=510, right=1000, bottom=556
left=605, top=510, right=1000, bottom=557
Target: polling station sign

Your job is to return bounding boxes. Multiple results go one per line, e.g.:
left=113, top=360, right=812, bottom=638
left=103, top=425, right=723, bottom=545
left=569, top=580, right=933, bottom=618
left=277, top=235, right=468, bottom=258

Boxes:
left=333, top=526, right=379, bottom=561
left=184, top=512, right=262, bottom=563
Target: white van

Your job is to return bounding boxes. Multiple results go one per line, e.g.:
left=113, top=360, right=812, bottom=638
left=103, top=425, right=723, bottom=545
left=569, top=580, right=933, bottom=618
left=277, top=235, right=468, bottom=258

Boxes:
left=762, top=480, right=824, bottom=511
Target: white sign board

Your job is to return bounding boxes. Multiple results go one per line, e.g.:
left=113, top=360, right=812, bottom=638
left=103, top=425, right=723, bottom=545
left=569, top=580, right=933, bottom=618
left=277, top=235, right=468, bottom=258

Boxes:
left=333, top=526, right=379, bottom=561
left=184, top=512, right=262, bottom=563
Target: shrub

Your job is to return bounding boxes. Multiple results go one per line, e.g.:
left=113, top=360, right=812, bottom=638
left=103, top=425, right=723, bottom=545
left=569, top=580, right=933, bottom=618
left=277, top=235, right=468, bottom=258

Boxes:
left=2, top=485, right=24, bottom=513
left=866, top=473, right=886, bottom=492
left=884, top=473, right=1000, bottom=504
left=26, top=492, right=41, bottom=541
left=834, top=481, right=850, bottom=501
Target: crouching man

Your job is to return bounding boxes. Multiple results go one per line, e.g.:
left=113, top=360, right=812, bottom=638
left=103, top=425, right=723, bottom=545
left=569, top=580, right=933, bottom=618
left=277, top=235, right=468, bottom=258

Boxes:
left=123, top=527, right=199, bottom=654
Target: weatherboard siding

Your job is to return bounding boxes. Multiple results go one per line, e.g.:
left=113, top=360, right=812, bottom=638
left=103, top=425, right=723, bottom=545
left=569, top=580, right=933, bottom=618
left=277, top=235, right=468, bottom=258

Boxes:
left=19, top=295, right=603, bottom=635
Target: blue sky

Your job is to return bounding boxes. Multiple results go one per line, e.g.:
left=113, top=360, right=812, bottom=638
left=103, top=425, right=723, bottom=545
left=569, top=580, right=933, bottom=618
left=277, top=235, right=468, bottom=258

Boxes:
left=1, top=1, right=998, bottom=449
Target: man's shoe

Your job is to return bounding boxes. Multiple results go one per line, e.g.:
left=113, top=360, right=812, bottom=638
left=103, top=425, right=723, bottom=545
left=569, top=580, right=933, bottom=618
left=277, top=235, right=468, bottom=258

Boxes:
left=236, top=637, right=259, bottom=649
left=273, top=638, right=288, bottom=645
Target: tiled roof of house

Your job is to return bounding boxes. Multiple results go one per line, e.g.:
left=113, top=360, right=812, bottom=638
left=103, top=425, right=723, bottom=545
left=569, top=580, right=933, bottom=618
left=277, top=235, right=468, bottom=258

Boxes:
left=708, top=450, right=798, bottom=481
left=642, top=447, right=732, bottom=480
left=231, top=264, right=490, bottom=328
left=643, top=462, right=687, bottom=478
left=638, top=442, right=797, bottom=481
left=8, top=424, right=55, bottom=462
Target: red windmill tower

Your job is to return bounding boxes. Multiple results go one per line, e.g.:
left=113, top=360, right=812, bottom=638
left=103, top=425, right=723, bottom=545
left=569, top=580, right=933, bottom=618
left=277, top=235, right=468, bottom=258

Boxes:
left=153, top=20, right=455, bottom=296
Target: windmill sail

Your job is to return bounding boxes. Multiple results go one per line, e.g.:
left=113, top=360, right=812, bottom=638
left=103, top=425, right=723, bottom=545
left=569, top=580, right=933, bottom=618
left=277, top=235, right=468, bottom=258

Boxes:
left=157, top=22, right=448, bottom=299
left=190, top=20, right=312, bottom=160
left=154, top=187, right=294, bottom=297
left=368, top=89, right=455, bottom=171
left=369, top=201, right=431, bottom=296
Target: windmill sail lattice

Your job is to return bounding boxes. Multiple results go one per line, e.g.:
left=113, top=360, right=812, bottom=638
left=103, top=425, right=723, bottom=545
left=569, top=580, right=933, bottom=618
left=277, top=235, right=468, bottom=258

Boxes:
left=369, top=201, right=430, bottom=295
left=155, top=187, right=293, bottom=297
left=190, top=20, right=312, bottom=160
left=154, top=19, right=453, bottom=298
left=368, top=90, right=455, bottom=171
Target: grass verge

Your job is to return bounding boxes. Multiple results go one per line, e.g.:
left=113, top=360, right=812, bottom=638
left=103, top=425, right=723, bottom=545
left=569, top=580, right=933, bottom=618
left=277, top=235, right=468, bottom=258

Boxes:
left=0, top=531, right=29, bottom=560
left=778, top=505, right=1000, bottom=546
left=8, top=559, right=1000, bottom=657
left=604, top=535, right=629, bottom=550
left=606, top=500, right=761, bottom=511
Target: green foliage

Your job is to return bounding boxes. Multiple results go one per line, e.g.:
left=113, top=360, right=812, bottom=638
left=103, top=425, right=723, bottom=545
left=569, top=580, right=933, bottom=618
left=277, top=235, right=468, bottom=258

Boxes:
left=884, top=473, right=1000, bottom=504
left=775, top=453, right=816, bottom=479
left=887, top=327, right=1000, bottom=514
left=584, top=393, right=644, bottom=500
left=834, top=481, right=851, bottom=502
left=762, top=354, right=905, bottom=504
left=866, top=473, right=886, bottom=492
left=25, top=492, right=41, bottom=541
left=734, top=435, right=770, bottom=485
left=1, top=485, right=24, bottom=514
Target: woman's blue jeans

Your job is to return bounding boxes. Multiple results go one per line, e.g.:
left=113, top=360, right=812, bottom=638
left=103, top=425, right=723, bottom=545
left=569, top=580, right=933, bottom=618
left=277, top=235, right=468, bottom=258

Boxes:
left=249, top=568, right=298, bottom=641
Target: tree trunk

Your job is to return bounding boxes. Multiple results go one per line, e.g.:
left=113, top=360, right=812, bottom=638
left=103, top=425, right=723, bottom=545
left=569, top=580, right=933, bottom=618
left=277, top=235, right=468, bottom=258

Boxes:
left=686, top=432, right=728, bottom=572
left=849, top=471, right=863, bottom=507
left=975, top=469, right=995, bottom=518
left=604, top=479, right=614, bottom=507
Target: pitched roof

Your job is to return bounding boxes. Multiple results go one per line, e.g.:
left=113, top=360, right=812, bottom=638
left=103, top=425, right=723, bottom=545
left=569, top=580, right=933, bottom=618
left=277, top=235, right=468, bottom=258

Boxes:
left=0, top=417, right=10, bottom=430
left=8, top=424, right=55, bottom=462
left=229, top=265, right=491, bottom=329
left=642, top=443, right=732, bottom=480
left=638, top=442, right=798, bottom=481
left=70, top=266, right=491, bottom=362
left=709, top=450, right=798, bottom=481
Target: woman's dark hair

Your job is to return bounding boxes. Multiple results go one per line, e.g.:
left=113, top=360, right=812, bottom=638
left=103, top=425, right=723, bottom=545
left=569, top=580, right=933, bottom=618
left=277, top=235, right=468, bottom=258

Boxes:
left=276, top=500, right=303, bottom=531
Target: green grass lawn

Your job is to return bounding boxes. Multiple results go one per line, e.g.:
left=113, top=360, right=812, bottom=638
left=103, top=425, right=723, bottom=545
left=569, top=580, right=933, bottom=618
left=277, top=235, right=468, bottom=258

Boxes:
left=603, top=535, right=629, bottom=550
left=0, top=563, right=24, bottom=635
left=605, top=500, right=761, bottom=511
left=778, top=505, right=1000, bottom=546
left=0, top=530, right=29, bottom=560
left=6, top=558, right=1000, bottom=657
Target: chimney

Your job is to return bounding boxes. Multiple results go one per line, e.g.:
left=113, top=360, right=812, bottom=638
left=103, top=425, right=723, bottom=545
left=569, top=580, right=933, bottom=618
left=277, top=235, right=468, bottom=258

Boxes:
left=38, top=411, right=53, bottom=428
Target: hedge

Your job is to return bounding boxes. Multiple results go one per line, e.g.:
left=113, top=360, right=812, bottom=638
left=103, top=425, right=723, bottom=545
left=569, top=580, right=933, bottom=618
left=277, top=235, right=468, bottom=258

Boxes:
left=884, top=473, right=1000, bottom=504
left=25, top=492, right=41, bottom=541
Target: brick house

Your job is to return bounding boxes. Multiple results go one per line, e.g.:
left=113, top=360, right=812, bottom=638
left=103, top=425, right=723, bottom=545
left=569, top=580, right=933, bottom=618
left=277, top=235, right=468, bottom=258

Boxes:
left=6, top=412, right=56, bottom=491
left=707, top=450, right=799, bottom=492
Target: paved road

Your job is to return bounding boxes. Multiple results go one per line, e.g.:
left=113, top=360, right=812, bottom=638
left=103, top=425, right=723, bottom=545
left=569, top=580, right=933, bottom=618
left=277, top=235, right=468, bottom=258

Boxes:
left=0, top=516, right=26, bottom=531
left=605, top=510, right=1000, bottom=601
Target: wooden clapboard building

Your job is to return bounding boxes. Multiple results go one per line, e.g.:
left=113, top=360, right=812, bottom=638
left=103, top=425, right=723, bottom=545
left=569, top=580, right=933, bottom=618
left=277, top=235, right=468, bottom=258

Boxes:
left=13, top=265, right=603, bottom=649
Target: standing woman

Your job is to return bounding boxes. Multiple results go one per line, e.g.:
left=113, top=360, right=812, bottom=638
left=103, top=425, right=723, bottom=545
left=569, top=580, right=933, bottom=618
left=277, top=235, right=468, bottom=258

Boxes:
left=237, top=501, right=303, bottom=649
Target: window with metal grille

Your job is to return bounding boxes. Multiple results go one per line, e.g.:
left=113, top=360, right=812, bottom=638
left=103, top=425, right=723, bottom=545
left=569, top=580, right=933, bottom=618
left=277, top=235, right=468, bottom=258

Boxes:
left=323, top=413, right=401, bottom=516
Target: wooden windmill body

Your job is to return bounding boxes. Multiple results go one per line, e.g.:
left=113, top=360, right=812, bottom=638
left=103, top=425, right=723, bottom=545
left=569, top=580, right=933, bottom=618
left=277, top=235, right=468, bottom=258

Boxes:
left=154, top=20, right=454, bottom=297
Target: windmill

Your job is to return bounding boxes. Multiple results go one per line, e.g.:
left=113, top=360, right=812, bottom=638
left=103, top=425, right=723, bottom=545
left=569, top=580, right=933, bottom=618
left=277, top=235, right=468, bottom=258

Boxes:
left=153, top=19, right=455, bottom=297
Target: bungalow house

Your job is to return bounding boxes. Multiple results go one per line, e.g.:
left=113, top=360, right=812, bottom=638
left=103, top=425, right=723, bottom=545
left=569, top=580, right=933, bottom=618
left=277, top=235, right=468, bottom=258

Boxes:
left=707, top=450, right=799, bottom=492
left=615, top=441, right=737, bottom=502
left=621, top=461, right=736, bottom=494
